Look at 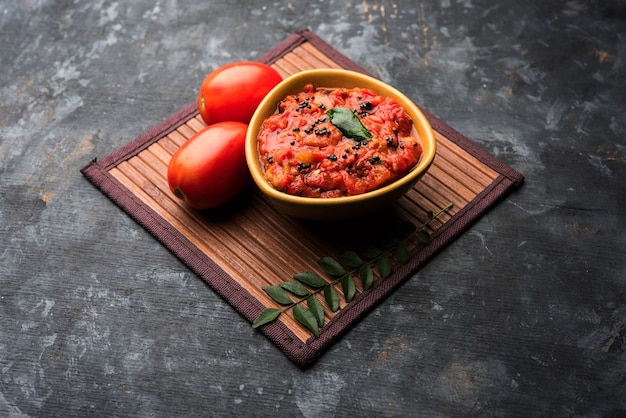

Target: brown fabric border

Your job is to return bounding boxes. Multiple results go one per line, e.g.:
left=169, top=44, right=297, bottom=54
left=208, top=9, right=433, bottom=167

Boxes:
left=81, top=30, right=524, bottom=367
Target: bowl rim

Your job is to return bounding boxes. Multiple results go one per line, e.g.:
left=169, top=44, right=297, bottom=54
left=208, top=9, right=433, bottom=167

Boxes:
left=245, top=68, right=437, bottom=206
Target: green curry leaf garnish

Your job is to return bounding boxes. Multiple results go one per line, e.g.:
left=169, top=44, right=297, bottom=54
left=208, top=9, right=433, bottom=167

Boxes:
left=327, top=107, right=372, bottom=141
left=252, top=203, right=454, bottom=338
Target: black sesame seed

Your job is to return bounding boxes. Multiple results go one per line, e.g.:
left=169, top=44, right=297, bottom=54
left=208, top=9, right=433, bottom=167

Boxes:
left=314, top=127, right=330, bottom=136
left=297, top=162, right=312, bottom=171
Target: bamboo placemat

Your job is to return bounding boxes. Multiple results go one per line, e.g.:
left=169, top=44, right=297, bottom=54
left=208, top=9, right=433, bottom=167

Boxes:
left=81, top=30, right=523, bottom=367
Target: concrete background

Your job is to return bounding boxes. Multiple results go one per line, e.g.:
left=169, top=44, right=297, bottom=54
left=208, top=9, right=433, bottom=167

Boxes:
left=1, top=1, right=625, bottom=416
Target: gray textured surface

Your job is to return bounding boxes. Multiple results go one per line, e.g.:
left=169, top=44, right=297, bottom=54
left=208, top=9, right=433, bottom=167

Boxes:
left=1, top=1, right=625, bottom=417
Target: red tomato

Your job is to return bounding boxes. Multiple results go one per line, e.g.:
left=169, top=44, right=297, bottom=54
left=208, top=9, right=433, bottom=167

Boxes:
left=167, top=121, right=249, bottom=209
left=197, top=61, right=283, bottom=125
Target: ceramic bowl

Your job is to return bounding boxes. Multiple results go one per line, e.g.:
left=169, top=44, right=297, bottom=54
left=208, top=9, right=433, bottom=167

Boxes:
left=245, top=68, right=436, bottom=221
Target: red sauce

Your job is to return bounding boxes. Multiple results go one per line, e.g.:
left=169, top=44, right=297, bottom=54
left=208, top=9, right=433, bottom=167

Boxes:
left=257, top=84, right=423, bottom=198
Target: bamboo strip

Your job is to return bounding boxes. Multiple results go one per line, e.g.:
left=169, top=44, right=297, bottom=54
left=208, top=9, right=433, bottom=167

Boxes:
left=299, top=43, right=342, bottom=68
left=435, top=131, right=499, bottom=181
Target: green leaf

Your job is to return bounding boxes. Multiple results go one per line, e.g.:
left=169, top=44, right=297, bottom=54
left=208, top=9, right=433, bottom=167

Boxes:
left=358, top=245, right=382, bottom=260
left=262, top=285, right=293, bottom=305
left=339, top=250, right=363, bottom=268
left=251, top=202, right=456, bottom=336
left=324, top=285, right=340, bottom=312
left=359, top=265, right=374, bottom=290
left=393, top=243, right=410, bottom=264
left=417, top=230, right=431, bottom=243
left=307, top=296, right=325, bottom=327
left=294, top=271, right=327, bottom=288
left=377, top=254, right=392, bottom=278
left=293, top=304, right=319, bottom=337
left=318, top=256, right=345, bottom=277
left=327, top=107, right=372, bottom=141
left=341, top=276, right=356, bottom=303
left=280, top=280, right=310, bottom=297
left=252, top=308, right=281, bottom=328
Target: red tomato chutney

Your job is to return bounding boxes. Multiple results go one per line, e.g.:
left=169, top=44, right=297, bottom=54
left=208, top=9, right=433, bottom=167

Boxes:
left=257, top=84, right=423, bottom=198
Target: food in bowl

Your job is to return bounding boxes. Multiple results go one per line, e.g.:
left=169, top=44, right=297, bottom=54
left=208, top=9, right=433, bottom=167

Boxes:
left=256, top=84, right=423, bottom=198
left=245, top=69, right=436, bottom=221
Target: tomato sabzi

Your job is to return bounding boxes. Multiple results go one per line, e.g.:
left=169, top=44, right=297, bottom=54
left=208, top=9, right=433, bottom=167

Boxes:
left=257, top=84, right=423, bottom=198
left=197, top=62, right=283, bottom=125
left=167, top=121, right=249, bottom=209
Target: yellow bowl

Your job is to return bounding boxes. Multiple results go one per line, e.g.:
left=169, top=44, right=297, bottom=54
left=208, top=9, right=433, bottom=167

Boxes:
left=245, top=68, right=436, bottom=221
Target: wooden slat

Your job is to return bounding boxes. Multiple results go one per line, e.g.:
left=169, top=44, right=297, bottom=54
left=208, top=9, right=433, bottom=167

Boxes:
left=436, top=131, right=499, bottom=182
left=106, top=40, right=502, bottom=342
left=298, top=43, right=343, bottom=68
left=186, top=115, right=206, bottom=132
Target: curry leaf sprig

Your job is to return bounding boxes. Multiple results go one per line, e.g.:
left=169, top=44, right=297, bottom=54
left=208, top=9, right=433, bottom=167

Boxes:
left=327, top=107, right=372, bottom=141
left=252, top=202, right=454, bottom=337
